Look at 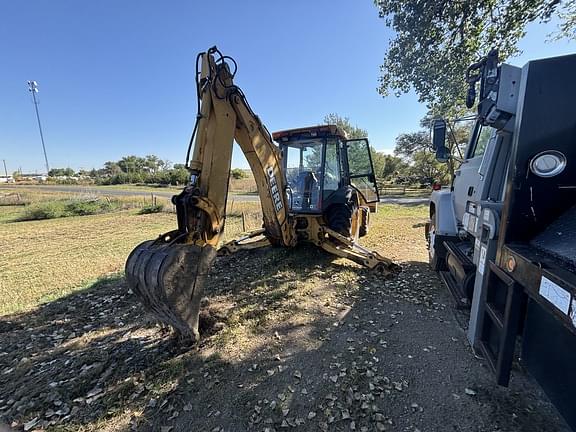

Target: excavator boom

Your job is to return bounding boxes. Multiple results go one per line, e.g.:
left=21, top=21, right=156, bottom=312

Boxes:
left=126, top=47, right=295, bottom=341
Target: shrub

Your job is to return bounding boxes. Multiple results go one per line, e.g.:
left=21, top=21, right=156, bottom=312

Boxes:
left=64, top=200, right=115, bottom=216
left=19, top=202, right=65, bottom=220
left=231, top=168, right=247, bottom=180
left=138, top=203, right=165, bottom=214
left=17, top=199, right=117, bottom=221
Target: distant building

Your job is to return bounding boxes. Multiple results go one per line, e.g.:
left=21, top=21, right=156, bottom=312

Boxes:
left=18, top=173, right=48, bottom=182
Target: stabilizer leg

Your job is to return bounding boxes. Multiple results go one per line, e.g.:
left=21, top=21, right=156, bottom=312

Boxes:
left=218, top=229, right=271, bottom=256
left=320, top=227, right=401, bottom=275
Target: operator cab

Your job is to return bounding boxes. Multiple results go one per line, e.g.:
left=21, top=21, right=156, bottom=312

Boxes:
left=273, top=125, right=379, bottom=214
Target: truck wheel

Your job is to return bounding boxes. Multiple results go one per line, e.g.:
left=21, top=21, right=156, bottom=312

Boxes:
left=427, top=211, right=445, bottom=271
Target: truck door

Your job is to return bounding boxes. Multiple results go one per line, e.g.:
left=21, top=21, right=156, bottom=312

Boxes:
left=452, top=123, right=493, bottom=222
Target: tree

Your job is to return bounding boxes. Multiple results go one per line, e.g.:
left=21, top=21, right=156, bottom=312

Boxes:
left=374, top=0, right=575, bottom=116
left=118, top=155, right=146, bottom=174
left=394, top=131, right=431, bottom=159
left=322, top=113, right=389, bottom=179
left=381, top=155, right=409, bottom=180
left=392, top=126, right=452, bottom=185
left=324, top=113, right=368, bottom=139
left=103, top=161, right=122, bottom=176
left=409, top=150, right=452, bottom=184
left=48, top=167, right=75, bottom=177
left=144, top=155, right=162, bottom=174
left=370, top=151, right=386, bottom=179
left=169, top=167, right=189, bottom=185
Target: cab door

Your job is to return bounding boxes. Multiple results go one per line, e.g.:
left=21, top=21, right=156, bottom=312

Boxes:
left=453, top=123, right=494, bottom=222
left=342, top=138, right=379, bottom=203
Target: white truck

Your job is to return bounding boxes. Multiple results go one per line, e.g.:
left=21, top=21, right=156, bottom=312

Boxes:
left=427, top=49, right=576, bottom=429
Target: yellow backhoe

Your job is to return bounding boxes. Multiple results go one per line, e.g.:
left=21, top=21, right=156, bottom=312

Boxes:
left=125, top=46, right=398, bottom=341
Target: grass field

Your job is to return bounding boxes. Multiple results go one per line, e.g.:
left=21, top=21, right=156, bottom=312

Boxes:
left=0, top=192, right=266, bottom=316
left=0, top=196, right=426, bottom=316
left=0, top=210, right=174, bottom=315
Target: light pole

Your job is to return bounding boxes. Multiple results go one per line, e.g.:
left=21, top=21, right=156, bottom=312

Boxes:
left=27, top=80, right=50, bottom=174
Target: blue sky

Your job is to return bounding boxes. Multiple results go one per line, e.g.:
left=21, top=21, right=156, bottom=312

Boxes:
left=0, top=1, right=573, bottom=173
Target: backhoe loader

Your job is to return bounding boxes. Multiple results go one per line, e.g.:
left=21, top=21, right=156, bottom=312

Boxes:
left=125, top=46, right=398, bottom=341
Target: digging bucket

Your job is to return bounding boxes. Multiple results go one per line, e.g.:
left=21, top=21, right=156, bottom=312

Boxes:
left=125, top=240, right=217, bottom=342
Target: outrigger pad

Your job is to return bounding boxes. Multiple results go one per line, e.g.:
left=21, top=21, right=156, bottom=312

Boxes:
left=125, top=240, right=217, bottom=342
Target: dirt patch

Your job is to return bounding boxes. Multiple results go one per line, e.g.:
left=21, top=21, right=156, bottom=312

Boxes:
left=0, top=207, right=570, bottom=431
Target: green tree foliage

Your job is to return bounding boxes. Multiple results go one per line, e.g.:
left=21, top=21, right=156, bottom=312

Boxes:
left=410, top=151, right=452, bottom=184
left=81, top=155, right=186, bottom=186
left=169, top=167, right=189, bottom=185
left=324, top=113, right=368, bottom=139
left=392, top=125, right=452, bottom=184
left=374, top=0, right=575, bottom=115
left=230, top=168, right=247, bottom=180
left=381, top=155, right=409, bottom=180
left=370, top=151, right=386, bottom=179
left=118, top=155, right=146, bottom=173
left=48, top=167, right=75, bottom=177
left=322, top=113, right=389, bottom=179
left=394, top=131, right=431, bottom=159
left=552, top=1, right=576, bottom=41
left=102, top=161, right=122, bottom=176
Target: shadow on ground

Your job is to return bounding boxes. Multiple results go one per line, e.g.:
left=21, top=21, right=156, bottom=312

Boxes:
left=0, top=246, right=569, bottom=432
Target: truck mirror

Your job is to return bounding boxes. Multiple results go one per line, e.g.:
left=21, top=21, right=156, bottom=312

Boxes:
left=431, top=119, right=446, bottom=150
left=435, top=145, right=450, bottom=163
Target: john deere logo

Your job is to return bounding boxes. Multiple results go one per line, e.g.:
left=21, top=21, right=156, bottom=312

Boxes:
left=266, top=166, right=283, bottom=212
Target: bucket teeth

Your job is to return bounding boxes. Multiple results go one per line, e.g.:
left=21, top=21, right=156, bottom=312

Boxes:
left=125, top=240, right=217, bottom=341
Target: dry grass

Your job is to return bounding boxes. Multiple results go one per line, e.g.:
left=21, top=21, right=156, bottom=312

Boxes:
left=363, top=204, right=428, bottom=262
left=0, top=196, right=432, bottom=431
left=0, top=192, right=262, bottom=316
left=0, top=210, right=176, bottom=315
left=229, top=175, right=257, bottom=194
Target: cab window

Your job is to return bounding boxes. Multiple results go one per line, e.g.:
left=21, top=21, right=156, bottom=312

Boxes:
left=469, top=125, right=493, bottom=158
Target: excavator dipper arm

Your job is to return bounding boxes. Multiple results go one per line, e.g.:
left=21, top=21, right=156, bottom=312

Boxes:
left=125, top=47, right=293, bottom=341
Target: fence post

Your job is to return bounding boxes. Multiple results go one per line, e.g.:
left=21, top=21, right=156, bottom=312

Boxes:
left=242, top=211, right=246, bottom=232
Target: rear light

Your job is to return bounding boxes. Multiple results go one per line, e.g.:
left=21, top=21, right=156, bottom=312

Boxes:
left=432, top=183, right=442, bottom=191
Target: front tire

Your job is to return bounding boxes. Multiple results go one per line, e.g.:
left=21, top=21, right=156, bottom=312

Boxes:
left=427, top=211, right=445, bottom=271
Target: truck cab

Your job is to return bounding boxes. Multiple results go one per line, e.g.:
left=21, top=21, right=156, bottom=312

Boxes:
left=427, top=49, right=521, bottom=304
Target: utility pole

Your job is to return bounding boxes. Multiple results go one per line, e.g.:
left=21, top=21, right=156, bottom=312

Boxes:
left=27, top=80, right=50, bottom=174
left=2, top=159, right=7, bottom=177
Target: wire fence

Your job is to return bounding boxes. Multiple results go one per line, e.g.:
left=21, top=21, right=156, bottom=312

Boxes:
left=377, top=183, right=430, bottom=197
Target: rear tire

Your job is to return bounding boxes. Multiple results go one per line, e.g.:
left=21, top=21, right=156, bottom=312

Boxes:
left=325, top=199, right=358, bottom=237
left=358, top=206, right=369, bottom=237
